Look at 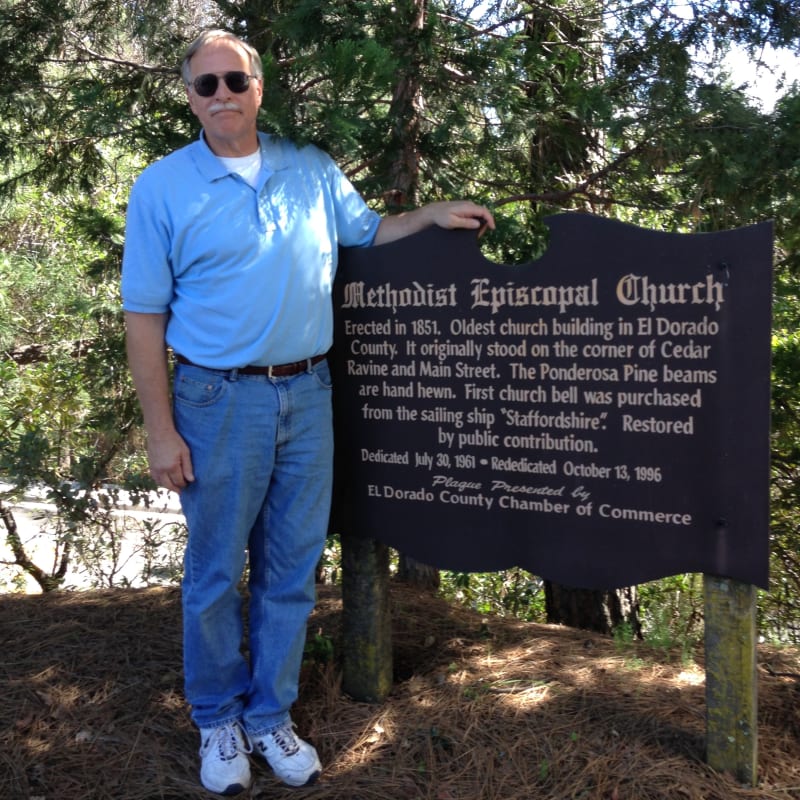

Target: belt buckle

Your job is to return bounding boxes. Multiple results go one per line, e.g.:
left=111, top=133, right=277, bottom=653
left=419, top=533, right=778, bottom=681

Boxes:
left=266, top=357, right=314, bottom=378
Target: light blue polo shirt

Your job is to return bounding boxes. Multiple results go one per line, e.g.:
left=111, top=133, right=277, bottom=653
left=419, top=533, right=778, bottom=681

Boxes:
left=121, top=132, right=381, bottom=367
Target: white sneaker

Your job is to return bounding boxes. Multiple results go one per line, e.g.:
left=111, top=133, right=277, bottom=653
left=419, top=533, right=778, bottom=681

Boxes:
left=252, top=720, right=322, bottom=787
left=199, top=721, right=253, bottom=796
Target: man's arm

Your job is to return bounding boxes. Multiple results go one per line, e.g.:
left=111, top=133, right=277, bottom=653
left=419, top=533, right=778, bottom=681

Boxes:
left=125, top=311, right=194, bottom=493
left=373, top=200, right=495, bottom=246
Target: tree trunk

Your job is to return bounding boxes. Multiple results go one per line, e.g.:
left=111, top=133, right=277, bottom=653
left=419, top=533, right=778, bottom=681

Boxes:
left=396, top=554, right=440, bottom=590
left=545, top=580, right=641, bottom=637
left=383, top=0, right=427, bottom=210
left=382, top=1, right=441, bottom=585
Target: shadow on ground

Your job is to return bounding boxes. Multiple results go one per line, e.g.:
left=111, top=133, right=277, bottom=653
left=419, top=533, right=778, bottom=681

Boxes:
left=2, top=584, right=799, bottom=800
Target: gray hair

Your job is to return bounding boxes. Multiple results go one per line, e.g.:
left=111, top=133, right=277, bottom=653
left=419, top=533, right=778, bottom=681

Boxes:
left=181, top=30, right=263, bottom=85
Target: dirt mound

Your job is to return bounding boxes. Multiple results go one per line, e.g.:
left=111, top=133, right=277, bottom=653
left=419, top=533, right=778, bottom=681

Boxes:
left=2, top=584, right=799, bottom=799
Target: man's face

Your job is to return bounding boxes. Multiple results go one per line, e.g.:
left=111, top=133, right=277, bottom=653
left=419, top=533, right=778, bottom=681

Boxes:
left=185, top=38, right=263, bottom=157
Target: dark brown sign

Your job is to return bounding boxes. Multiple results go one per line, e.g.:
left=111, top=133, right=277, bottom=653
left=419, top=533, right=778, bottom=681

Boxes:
left=331, top=213, right=772, bottom=589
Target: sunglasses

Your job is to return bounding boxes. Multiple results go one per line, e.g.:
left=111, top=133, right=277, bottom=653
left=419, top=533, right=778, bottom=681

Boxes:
left=190, top=71, right=259, bottom=97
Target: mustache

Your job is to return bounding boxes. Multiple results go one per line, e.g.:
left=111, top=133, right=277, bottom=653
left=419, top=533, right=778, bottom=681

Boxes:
left=209, top=102, right=241, bottom=114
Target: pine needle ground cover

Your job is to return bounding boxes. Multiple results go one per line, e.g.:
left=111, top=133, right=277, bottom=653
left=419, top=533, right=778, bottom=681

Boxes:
left=1, top=584, right=798, bottom=800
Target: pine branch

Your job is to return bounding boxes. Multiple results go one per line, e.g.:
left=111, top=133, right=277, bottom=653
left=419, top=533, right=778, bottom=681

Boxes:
left=0, top=500, right=66, bottom=592
left=51, top=32, right=178, bottom=76
left=3, top=339, right=96, bottom=366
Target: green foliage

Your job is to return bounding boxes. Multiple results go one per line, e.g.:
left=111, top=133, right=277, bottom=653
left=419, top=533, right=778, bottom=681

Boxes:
left=303, top=631, right=335, bottom=665
left=613, top=620, right=637, bottom=648
left=638, top=573, right=704, bottom=651
left=0, top=180, right=147, bottom=590
left=441, top=569, right=704, bottom=653
left=439, top=568, right=546, bottom=622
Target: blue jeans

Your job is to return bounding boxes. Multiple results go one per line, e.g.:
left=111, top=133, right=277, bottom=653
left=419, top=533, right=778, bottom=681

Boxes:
left=173, top=359, right=333, bottom=735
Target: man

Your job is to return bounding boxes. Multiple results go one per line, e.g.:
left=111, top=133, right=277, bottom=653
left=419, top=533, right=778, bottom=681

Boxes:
left=122, top=29, right=494, bottom=797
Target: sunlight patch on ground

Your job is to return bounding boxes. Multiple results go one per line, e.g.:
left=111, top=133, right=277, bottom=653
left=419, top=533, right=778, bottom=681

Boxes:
left=674, top=666, right=705, bottom=687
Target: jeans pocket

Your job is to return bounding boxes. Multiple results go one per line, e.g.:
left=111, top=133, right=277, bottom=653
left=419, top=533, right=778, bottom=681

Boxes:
left=311, top=360, right=333, bottom=390
left=174, top=368, right=228, bottom=408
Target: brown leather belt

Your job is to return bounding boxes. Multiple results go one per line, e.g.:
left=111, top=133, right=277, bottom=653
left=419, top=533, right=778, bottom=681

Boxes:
left=175, top=353, right=325, bottom=377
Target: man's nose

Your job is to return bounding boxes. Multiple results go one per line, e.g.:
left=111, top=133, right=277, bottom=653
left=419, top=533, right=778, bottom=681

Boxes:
left=215, top=77, right=231, bottom=98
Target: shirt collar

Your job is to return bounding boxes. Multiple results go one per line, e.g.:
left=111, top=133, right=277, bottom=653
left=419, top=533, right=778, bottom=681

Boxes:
left=192, top=130, right=290, bottom=183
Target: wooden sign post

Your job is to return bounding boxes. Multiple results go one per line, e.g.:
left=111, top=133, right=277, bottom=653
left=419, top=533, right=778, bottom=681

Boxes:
left=340, top=534, right=393, bottom=702
left=704, top=575, right=758, bottom=784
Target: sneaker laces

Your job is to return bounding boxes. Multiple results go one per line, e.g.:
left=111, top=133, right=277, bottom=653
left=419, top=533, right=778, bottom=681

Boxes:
left=269, top=722, right=301, bottom=757
left=204, top=721, right=253, bottom=762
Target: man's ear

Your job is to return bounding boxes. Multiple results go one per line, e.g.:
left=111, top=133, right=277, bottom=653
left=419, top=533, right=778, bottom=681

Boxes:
left=186, top=85, right=199, bottom=115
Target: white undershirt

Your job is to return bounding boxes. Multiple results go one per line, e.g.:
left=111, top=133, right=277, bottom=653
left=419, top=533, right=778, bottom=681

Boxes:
left=219, top=149, right=262, bottom=188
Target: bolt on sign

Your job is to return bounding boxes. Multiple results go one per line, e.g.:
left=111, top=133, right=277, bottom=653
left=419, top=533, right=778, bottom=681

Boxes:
left=330, top=213, right=772, bottom=590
